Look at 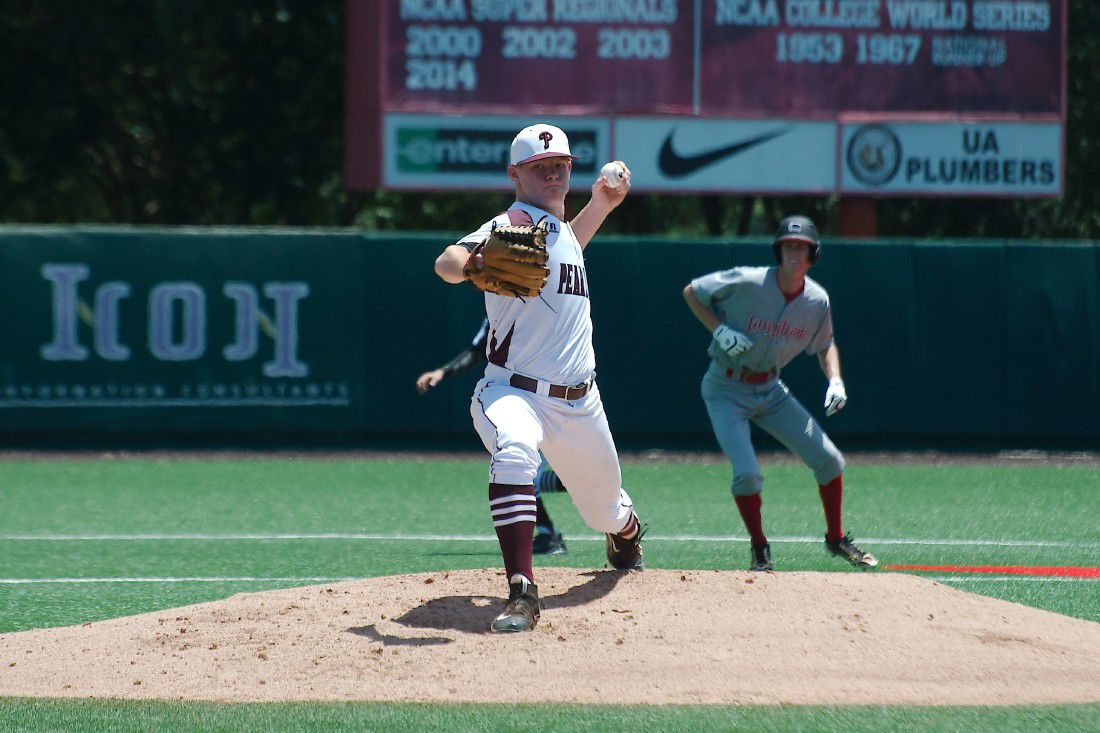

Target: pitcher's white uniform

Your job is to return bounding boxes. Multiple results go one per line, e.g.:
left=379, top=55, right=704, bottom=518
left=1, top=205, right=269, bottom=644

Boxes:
left=439, top=122, right=641, bottom=632
left=460, top=202, right=636, bottom=536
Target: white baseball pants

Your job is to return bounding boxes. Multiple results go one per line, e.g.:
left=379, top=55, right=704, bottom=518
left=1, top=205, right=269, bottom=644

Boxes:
left=470, top=366, right=636, bottom=535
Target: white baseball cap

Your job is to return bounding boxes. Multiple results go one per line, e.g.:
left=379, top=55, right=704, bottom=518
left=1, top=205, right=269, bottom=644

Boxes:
left=510, top=124, right=577, bottom=166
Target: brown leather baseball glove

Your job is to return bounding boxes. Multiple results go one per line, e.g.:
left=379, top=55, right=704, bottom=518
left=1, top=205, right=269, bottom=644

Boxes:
left=463, top=222, right=550, bottom=298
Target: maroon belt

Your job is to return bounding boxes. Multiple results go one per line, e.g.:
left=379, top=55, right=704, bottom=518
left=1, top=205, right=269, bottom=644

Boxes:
left=725, top=367, right=776, bottom=384
left=510, top=374, right=591, bottom=400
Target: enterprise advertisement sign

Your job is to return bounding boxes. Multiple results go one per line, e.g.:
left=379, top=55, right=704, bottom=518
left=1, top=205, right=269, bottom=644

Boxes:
left=383, top=114, right=608, bottom=189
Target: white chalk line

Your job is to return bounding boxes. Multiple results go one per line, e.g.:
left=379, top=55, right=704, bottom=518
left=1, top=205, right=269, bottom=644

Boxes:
left=1, top=534, right=1094, bottom=584
left=0, top=533, right=1095, bottom=549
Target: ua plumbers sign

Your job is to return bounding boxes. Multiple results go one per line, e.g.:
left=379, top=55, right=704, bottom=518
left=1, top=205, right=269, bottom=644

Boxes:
left=841, top=121, right=1062, bottom=196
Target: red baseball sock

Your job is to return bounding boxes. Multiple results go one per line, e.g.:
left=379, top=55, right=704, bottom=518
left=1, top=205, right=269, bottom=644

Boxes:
left=489, top=483, right=535, bottom=583
left=819, top=475, right=844, bottom=543
left=734, top=493, right=766, bottom=545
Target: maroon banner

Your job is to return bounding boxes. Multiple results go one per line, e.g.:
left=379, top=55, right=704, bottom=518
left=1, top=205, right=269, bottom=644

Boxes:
left=380, top=1, right=695, bottom=113
left=358, top=0, right=1065, bottom=116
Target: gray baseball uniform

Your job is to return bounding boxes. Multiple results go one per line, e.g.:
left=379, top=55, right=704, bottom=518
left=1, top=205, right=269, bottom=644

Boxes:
left=691, top=265, right=844, bottom=496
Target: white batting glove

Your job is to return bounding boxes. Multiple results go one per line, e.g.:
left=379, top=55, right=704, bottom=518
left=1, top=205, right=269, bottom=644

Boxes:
left=824, top=377, right=847, bottom=416
left=713, top=324, right=752, bottom=357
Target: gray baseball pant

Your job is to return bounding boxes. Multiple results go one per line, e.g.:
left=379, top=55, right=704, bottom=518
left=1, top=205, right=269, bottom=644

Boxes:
left=701, top=373, right=844, bottom=496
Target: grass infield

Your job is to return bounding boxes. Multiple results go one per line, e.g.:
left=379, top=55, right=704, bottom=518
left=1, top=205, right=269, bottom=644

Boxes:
left=0, top=455, right=1097, bottom=730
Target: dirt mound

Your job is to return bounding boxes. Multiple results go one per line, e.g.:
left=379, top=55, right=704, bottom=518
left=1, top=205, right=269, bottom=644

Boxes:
left=1, top=568, right=1098, bottom=705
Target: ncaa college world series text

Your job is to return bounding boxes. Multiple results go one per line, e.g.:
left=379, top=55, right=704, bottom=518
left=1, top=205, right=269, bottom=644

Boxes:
left=398, top=1, right=1054, bottom=94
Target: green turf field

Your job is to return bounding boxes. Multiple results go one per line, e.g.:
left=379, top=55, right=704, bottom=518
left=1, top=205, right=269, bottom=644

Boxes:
left=1, top=455, right=1097, bottom=730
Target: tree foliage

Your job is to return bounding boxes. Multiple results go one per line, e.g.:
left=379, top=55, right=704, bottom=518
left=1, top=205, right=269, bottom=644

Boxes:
left=1, top=1, right=348, bottom=225
left=1, top=1, right=1095, bottom=237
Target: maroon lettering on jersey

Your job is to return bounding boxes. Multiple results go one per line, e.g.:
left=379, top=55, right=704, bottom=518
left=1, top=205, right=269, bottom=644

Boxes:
left=556, top=264, right=590, bottom=298
left=539, top=131, right=553, bottom=150
left=746, top=314, right=808, bottom=340
left=488, top=323, right=515, bottom=367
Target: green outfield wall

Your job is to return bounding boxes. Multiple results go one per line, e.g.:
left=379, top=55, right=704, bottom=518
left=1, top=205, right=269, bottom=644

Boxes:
left=1, top=227, right=1096, bottom=448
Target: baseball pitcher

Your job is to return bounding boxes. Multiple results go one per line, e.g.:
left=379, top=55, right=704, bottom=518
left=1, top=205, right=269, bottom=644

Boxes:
left=415, top=317, right=567, bottom=555
left=683, top=215, right=878, bottom=572
left=433, top=123, right=645, bottom=632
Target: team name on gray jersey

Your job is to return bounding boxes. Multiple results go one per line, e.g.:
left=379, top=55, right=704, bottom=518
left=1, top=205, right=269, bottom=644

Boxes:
left=691, top=266, right=834, bottom=374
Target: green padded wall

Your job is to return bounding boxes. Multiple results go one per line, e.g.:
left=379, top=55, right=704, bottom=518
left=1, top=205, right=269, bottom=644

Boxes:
left=1, top=227, right=1096, bottom=447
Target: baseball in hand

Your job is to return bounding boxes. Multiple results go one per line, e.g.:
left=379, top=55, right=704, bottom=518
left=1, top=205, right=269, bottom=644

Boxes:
left=600, top=162, right=626, bottom=188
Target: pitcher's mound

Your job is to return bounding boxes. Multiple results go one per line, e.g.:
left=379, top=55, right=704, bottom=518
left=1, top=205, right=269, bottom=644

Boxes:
left=1, top=568, right=1098, bottom=705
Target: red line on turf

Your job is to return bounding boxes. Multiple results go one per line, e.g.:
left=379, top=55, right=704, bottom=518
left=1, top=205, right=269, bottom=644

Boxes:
left=887, top=564, right=1100, bottom=578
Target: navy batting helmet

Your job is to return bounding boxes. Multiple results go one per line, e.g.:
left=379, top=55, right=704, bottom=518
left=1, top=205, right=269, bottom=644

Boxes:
left=772, top=215, right=820, bottom=264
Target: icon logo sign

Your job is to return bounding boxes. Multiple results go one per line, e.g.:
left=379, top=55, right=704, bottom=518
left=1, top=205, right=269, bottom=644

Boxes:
left=539, top=131, right=553, bottom=150
left=658, top=127, right=791, bottom=178
left=39, top=264, right=310, bottom=376
left=847, top=125, right=902, bottom=186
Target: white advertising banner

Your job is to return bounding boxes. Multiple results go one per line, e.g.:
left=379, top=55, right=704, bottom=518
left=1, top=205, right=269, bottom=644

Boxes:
left=379, top=114, right=1062, bottom=197
left=382, top=114, right=610, bottom=190
left=612, top=118, right=837, bottom=193
left=841, top=121, right=1063, bottom=196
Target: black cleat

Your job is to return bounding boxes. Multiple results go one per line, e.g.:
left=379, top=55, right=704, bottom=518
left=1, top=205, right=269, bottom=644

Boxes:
left=533, top=528, right=567, bottom=555
left=749, top=542, right=773, bottom=571
left=605, top=525, right=646, bottom=570
left=491, top=576, right=541, bottom=632
left=825, top=533, right=878, bottom=568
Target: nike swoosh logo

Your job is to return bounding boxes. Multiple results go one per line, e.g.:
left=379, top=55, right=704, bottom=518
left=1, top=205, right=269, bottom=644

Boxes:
left=658, top=127, right=791, bottom=178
